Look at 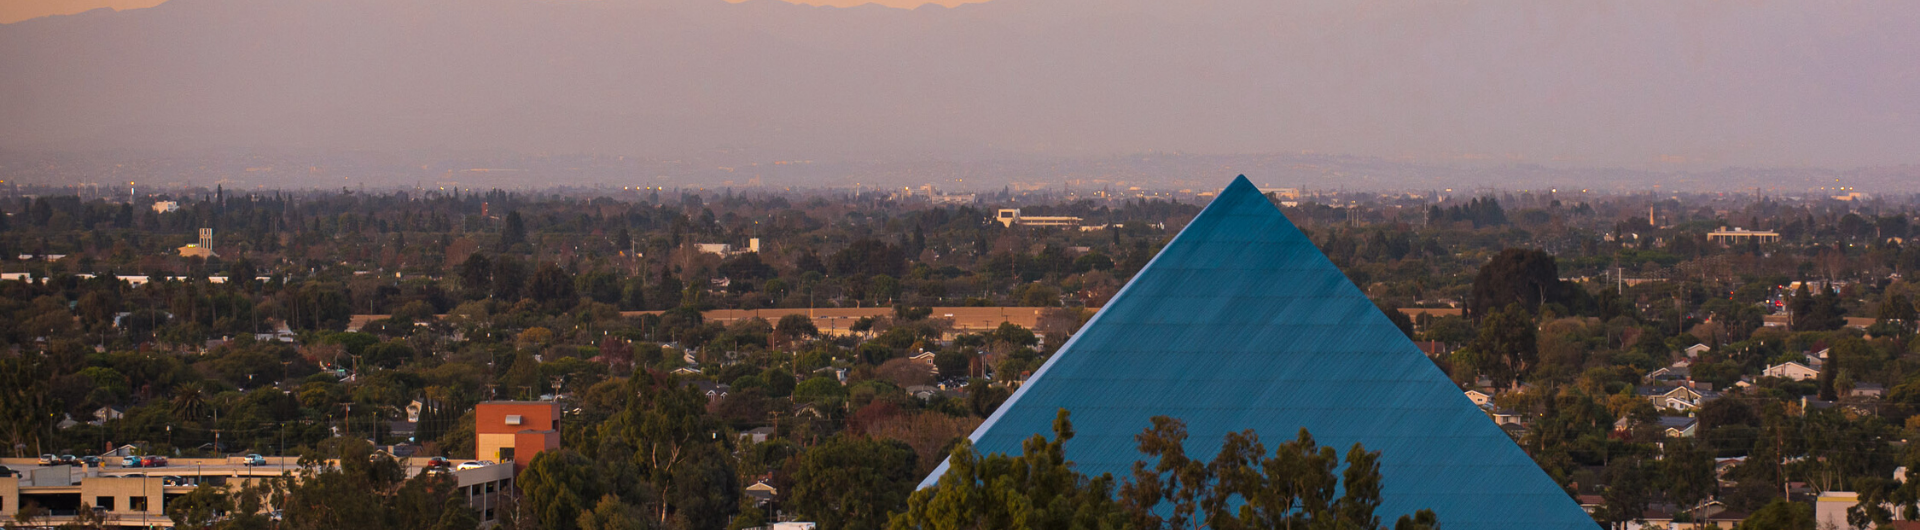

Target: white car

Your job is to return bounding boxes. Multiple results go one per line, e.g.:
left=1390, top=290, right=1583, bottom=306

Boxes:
left=455, top=461, right=493, bottom=470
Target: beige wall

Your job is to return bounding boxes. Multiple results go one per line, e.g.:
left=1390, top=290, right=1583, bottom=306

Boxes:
left=1, top=477, right=17, bottom=520
left=79, top=476, right=169, bottom=516
left=477, top=433, right=517, bottom=462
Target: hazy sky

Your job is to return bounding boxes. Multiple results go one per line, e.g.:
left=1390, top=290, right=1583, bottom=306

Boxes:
left=3, top=0, right=1916, bottom=173
left=0, top=0, right=974, bottom=24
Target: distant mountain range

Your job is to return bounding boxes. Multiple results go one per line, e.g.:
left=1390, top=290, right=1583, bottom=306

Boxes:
left=2, top=0, right=1917, bottom=172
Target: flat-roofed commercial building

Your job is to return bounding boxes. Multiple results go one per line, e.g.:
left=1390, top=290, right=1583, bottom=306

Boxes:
left=0, top=457, right=514, bottom=528
left=476, top=401, right=561, bottom=472
left=993, top=208, right=1082, bottom=228
left=1707, top=227, right=1780, bottom=244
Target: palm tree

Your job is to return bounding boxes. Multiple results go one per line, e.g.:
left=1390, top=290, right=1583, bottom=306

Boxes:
left=172, top=383, right=207, bottom=421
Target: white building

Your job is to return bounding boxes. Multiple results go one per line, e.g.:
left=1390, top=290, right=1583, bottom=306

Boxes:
left=1706, top=227, right=1780, bottom=245
left=152, top=201, right=179, bottom=213
left=695, top=238, right=760, bottom=256
left=994, top=208, right=1082, bottom=228
left=1763, top=361, right=1820, bottom=381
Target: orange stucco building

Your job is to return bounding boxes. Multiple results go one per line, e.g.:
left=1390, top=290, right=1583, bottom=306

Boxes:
left=475, top=401, right=561, bottom=472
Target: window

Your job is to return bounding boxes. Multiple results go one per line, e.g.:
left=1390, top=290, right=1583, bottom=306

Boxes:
left=96, top=497, right=115, bottom=511
left=498, top=447, right=515, bottom=461
left=502, top=478, right=512, bottom=491
left=504, top=415, right=522, bottom=426
left=485, top=481, right=496, bottom=494
left=484, top=508, right=495, bottom=521
left=130, top=496, right=148, bottom=512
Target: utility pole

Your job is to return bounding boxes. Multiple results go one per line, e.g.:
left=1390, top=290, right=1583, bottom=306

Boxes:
left=340, top=403, right=353, bottom=439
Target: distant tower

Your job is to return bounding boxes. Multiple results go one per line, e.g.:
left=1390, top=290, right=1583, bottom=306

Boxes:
left=178, top=228, right=217, bottom=258
left=1648, top=206, right=1656, bottom=227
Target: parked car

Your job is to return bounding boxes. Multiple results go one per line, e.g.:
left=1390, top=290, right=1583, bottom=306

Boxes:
left=140, top=456, right=168, bottom=467
left=60, top=455, right=80, bottom=466
left=242, top=454, right=267, bottom=466
left=38, top=454, right=58, bottom=465
left=455, top=461, right=492, bottom=470
left=80, top=456, right=101, bottom=467
left=123, top=455, right=144, bottom=468
left=0, top=465, right=15, bottom=477
left=425, top=457, right=450, bottom=468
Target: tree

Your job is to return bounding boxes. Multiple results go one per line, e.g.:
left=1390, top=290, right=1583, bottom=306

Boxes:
left=1663, top=438, right=1717, bottom=523
left=166, top=484, right=233, bottom=530
left=1791, top=283, right=1846, bottom=332
left=577, top=495, right=645, bottom=530
left=616, top=371, right=722, bottom=525
left=0, top=355, right=55, bottom=456
left=718, top=253, right=776, bottom=281
left=987, top=322, right=1039, bottom=351
left=529, top=261, right=578, bottom=310
left=459, top=254, right=493, bottom=297
left=1379, top=302, right=1414, bottom=339
left=519, top=449, right=606, bottom=530
left=791, top=436, right=919, bottom=530
left=501, top=211, right=528, bottom=251
left=492, top=254, right=530, bottom=301
left=776, top=314, right=819, bottom=345
left=891, top=409, right=1128, bottom=530
left=793, top=376, right=848, bottom=405
left=280, top=439, right=409, bottom=530
left=1876, top=293, right=1917, bottom=337
left=893, top=411, right=1435, bottom=530
left=1737, top=499, right=1812, bottom=530
left=1468, top=248, right=1567, bottom=319
left=1120, top=417, right=1434, bottom=530
left=1468, top=303, right=1538, bottom=388
left=965, top=381, right=1008, bottom=417
left=172, top=382, right=210, bottom=421
left=1596, top=457, right=1656, bottom=530
left=933, top=351, right=972, bottom=380
left=830, top=238, right=906, bottom=277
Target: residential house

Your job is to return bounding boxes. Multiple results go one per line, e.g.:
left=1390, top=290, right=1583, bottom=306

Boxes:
left=905, top=385, right=941, bottom=400
left=1638, top=385, right=1719, bottom=411
left=1684, top=344, right=1711, bottom=358
left=1413, top=341, right=1452, bottom=358
left=1851, top=383, right=1887, bottom=399
left=1463, top=390, right=1492, bottom=407
left=91, top=405, right=126, bottom=425
left=1764, top=362, right=1820, bottom=381
left=1489, top=409, right=1524, bottom=426
left=1577, top=495, right=1604, bottom=515
left=745, top=481, right=778, bottom=507
left=741, top=427, right=776, bottom=444
left=1658, top=416, right=1698, bottom=438
left=1644, top=366, right=1691, bottom=383
left=1806, top=348, right=1830, bottom=370
left=909, top=351, right=939, bottom=372
left=688, top=380, right=731, bottom=402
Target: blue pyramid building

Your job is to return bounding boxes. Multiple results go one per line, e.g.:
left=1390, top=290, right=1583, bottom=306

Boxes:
left=923, top=176, right=1596, bottom=529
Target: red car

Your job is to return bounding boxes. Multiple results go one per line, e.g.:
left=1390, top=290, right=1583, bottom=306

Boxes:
left=141, top=456, right=168, bottom=467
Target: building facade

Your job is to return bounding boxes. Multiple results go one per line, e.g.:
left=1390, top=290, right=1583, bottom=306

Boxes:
left=475, top=401, right=561, bottom=472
